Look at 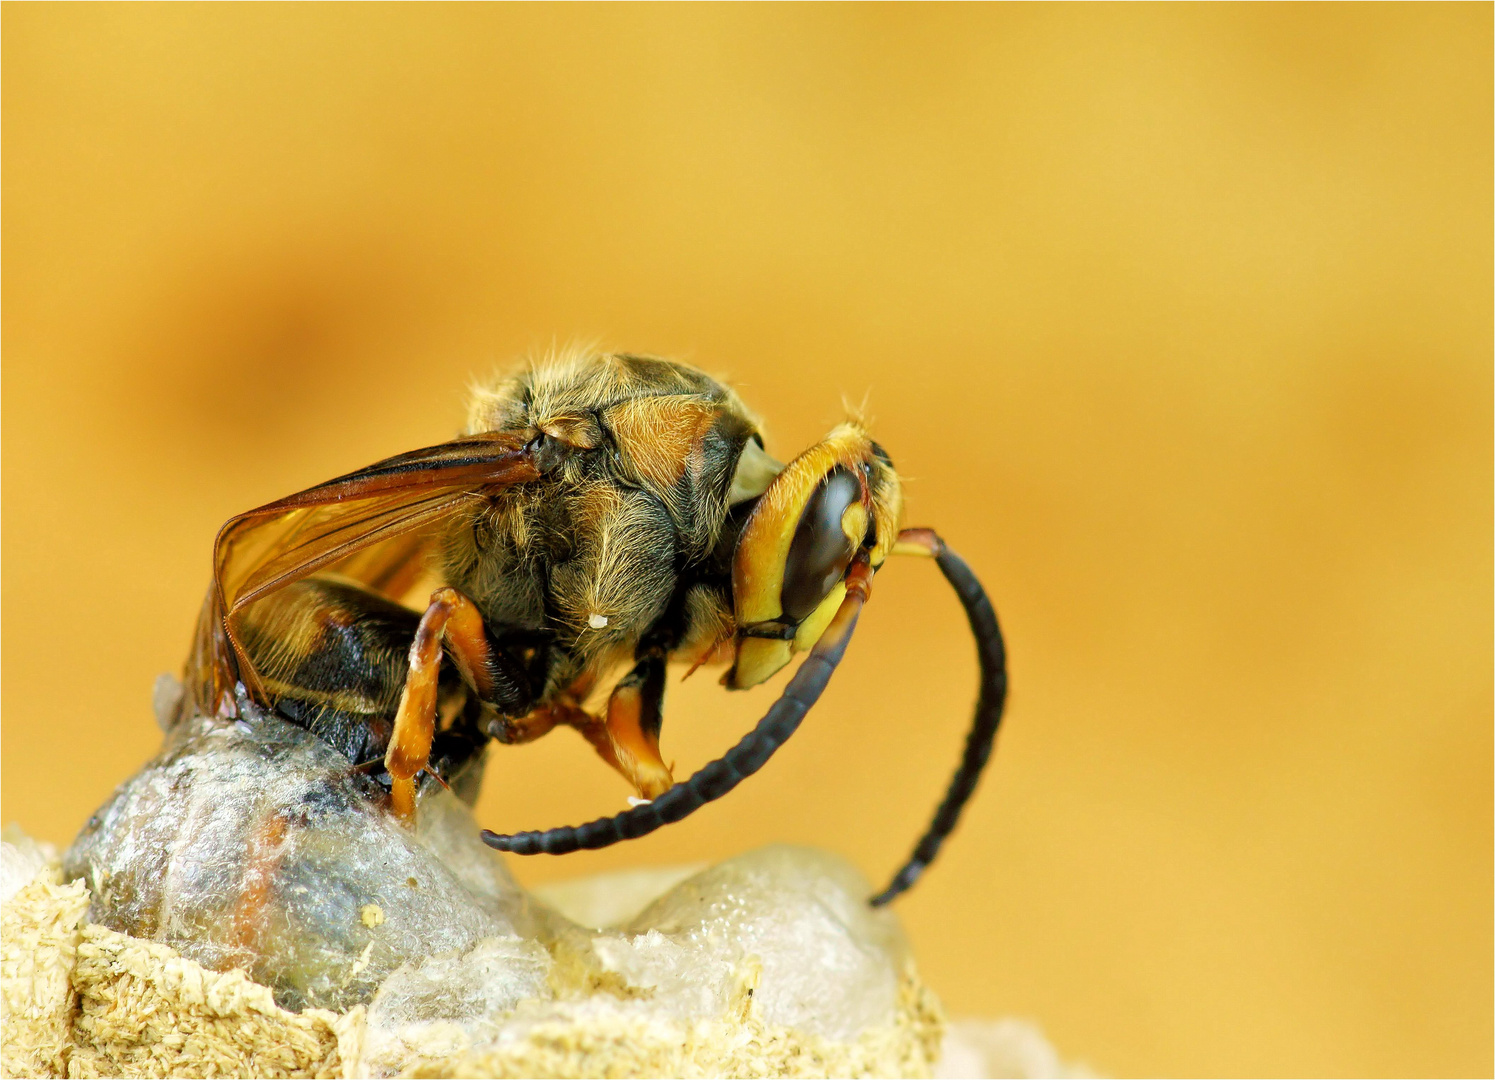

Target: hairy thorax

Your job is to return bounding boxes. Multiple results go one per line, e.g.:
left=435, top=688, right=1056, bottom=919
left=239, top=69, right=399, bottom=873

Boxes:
left=441, top=356, right=758, bottom=709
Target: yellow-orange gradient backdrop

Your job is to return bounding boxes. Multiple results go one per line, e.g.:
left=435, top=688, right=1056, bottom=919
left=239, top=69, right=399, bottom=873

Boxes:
left=3, top=6, right=1489, bottom=1076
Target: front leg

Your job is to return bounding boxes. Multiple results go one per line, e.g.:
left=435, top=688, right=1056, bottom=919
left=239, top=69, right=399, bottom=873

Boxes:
left=602, top=654, right=673, bottom=799
left=496, top=660, right=674, bottom=800
left=558, top=654, right=674, bottom=800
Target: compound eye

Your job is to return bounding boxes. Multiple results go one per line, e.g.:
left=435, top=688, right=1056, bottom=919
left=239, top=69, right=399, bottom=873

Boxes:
left=781, top=467, right=866, bottom=622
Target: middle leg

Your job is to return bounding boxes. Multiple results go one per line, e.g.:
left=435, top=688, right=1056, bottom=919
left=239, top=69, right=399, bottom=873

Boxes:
left=386, top=587, right=535, bottom=818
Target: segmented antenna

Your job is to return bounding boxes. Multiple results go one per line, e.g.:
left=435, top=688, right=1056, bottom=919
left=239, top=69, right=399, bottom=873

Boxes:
left=483, top=539, right=1006, bottom=910
left=869, top=537, right=1007, bottom=906
left=481, top=582, right=867, bottom=857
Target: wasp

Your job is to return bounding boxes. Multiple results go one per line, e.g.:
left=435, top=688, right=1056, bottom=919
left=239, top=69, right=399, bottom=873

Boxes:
left=183, top=352, right=1006, bottom=904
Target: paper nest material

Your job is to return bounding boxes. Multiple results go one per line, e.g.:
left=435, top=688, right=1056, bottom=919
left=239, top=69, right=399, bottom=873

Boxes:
left=3, top=828, right=953, bottom=1079
left=3, top=693, right=1087, bottom=1080
left=5, top=692, right=1086, bottom=1080
left=1, top=828, right=1086, bottom=1079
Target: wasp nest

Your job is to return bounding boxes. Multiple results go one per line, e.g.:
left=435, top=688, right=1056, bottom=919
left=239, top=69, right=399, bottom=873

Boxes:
left=3, top=701, right=1078, bottom=1078
left=5, top=702, right=943, bottom=1078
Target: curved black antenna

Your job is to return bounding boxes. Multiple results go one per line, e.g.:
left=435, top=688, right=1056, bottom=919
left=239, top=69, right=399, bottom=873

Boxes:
left=482, top=567, right=870, bottom=857
left=869, top=530, right=1007, bottom=906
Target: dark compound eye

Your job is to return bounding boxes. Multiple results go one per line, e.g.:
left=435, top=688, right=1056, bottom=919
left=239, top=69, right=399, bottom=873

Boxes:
left=781, top=466, right=865, bottom=623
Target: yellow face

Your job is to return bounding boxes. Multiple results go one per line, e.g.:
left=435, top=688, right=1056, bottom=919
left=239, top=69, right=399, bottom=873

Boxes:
left=726, top=422, right=903, bottom=689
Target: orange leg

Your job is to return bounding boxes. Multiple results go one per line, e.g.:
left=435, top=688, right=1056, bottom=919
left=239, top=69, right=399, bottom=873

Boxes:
left=557, top=655, right=674, bottom=800
left=503, top=659, right=674, bottom=801
left=603, top=655, right=674, bottom=799
left=490, top=671, right=596, bottom=745
left=386, top=587, right=496, bottom=820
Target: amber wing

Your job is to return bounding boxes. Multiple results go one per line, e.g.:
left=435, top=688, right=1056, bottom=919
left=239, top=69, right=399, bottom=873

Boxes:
left=186, top=432, right=540, bottom=718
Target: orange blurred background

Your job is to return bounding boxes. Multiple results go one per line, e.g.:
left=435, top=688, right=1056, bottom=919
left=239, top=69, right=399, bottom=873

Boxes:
left=3, top=5, right=1489, bottom=1076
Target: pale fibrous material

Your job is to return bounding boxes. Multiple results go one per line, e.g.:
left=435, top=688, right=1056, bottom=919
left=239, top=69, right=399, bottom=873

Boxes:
left=3, top=693, right=1079, bottom=1078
